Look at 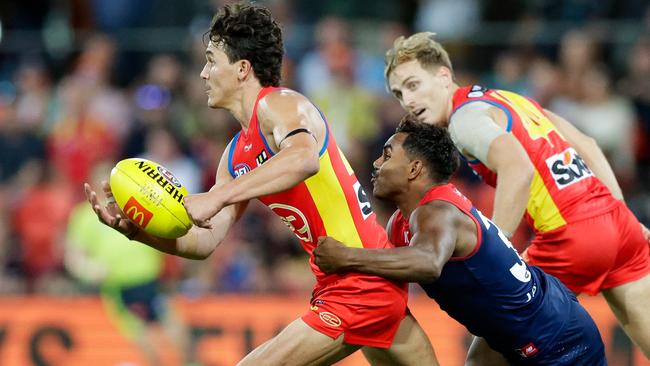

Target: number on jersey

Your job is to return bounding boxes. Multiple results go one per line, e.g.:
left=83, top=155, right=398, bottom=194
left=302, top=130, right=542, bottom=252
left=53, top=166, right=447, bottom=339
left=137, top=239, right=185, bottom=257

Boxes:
left=476, top=211, right=531, bottom=283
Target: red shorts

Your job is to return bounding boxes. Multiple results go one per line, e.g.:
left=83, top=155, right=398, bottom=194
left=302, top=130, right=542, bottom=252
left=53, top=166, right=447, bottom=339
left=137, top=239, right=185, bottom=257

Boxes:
left=527, top=201, right=650, bottom=295
left=301, top=273, right=408, bottom=348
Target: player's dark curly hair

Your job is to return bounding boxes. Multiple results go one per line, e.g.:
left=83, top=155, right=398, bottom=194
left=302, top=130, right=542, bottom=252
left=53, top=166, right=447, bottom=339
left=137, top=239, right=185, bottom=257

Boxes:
left=208, top=3, right=283, bottom=86
left=396, top=114, right=459, bottom=183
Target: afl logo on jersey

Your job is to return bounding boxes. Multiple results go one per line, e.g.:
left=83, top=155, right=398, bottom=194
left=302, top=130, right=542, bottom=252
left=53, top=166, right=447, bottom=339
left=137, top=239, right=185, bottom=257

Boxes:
left=467, top=85, right=487, bottom=98
left=233, top=163, right=252, bottom=178
left=156, top=166, right=182, bottom=188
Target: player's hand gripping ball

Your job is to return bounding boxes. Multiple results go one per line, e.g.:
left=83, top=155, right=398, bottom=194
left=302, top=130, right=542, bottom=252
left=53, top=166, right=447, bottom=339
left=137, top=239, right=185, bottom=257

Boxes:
left=110, top=158, right=192, bottom=238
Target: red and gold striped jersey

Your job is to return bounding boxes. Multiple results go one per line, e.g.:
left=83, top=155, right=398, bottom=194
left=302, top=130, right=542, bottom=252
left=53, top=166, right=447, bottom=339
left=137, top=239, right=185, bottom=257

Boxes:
left=451, top=86, right=618, bottom=234
left=228, top=87, right=392, bottom=285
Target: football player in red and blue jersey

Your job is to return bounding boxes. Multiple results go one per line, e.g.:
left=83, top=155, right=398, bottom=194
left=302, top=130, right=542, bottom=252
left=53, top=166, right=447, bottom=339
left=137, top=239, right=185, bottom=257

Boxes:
left=314, top=117, right=606, bottom=365
left=383, top=32, right=650, bottom=360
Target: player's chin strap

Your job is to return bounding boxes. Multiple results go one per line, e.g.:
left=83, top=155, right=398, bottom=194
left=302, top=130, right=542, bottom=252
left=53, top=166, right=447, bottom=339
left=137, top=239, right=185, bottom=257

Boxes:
left=280, top=128, right=317, bottom=146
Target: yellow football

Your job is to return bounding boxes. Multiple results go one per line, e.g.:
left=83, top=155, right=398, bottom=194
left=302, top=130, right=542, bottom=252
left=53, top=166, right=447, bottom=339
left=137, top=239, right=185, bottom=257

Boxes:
left=109, top=158, right=192, bottom=239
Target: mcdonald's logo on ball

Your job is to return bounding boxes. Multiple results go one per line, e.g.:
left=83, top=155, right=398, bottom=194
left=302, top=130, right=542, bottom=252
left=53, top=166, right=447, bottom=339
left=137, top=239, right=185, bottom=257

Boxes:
left=123, top=196, right=154, bottom=228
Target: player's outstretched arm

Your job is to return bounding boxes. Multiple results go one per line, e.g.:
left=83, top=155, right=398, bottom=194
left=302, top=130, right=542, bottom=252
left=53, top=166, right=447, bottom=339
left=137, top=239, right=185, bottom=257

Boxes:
left=545, top=109, right=624, bottom=201
left=86, top=144, right=248, bottom=260
left=185, top=90, right=324, bottom=228
left=314, top=201, right=458, bottom=283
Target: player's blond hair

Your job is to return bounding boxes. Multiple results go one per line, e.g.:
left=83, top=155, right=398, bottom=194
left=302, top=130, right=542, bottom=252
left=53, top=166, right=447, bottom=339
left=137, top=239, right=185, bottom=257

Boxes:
left=385, top=32, right=454, bottom=81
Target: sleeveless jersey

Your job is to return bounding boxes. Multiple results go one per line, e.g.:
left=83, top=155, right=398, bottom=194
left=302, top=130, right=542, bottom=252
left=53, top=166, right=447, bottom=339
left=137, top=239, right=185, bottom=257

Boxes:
left=390, top=183, right=574, bottom=356
left=451, top=85, right=618, bottom=233
left=228, top=87, right=392, bottom=286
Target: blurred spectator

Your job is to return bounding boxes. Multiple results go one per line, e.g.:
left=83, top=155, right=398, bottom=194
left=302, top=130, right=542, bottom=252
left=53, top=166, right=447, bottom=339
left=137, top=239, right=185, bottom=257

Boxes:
left=48, top=34, right=130, bottom=188
left=618, top=35, right=650, bottom=184
left=14, top=61, right=53, bottom=132
left=141, top=125, right=202, bottom=194
left=0, top=103, right=45, bottom=183
left=414, top=0, right=480, bottom=39
left=297, top=17, right=385, bottom=96
left=214, top=239, right=265, bottom=293
left=48, top=77, right=120, bottom=187
left=557, top=28, right=599, bottom=100
left=11, top=161, right=74, bottom=292
left=61, top=34, right=131, bottom=137
left=526, top=56, right=561, bottom=107
left=123, top=54, right=192, bottom=158
left=551, top=64, right=637, bottom=188
left=311, top=36, right=380, bottom=157
left=481, top=50, right=530, bottom=95
left=65, top=161, right=190, bottom=366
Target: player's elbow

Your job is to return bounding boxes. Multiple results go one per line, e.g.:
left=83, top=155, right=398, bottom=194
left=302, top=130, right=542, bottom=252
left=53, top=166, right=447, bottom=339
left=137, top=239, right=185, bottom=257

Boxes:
left=418, top=254, right=442, bottom=283
left=180, top=246, right=214, bottom=260
left=177, top=234, right=217, bottom=260
left=418, top=266, right=441, bottom=283
left=186, top=251, right=212, bottom=260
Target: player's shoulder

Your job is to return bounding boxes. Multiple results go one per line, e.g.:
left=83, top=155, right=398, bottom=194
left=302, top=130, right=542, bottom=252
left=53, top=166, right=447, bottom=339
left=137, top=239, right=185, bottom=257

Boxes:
left=412, top=200, right=461, bottom=226
left=256, top=87, right=316, bottom=122
left=451, top=99, right=494, bottom=122
left=259, top=87, right=310, bottom=109
left=256, top=87, right=327, bottom=141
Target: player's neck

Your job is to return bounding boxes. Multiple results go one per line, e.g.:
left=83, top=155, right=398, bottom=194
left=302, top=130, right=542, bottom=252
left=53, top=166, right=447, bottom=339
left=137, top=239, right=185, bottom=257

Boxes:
left=444, top=83, right=460, bottom=122
left=396, top=181, right=433, bottom=219
left=228, top=82, right=264, bottom=130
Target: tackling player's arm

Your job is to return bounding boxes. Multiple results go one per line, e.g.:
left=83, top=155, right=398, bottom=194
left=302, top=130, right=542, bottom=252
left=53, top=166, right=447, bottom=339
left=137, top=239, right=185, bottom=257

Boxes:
left=450, top=102, right=533, bottom=237
left=544, top=109, right=624, bottom=201
left=85, top=142, right=248, bottom=260
left=314, top=201, right=458, bottom=283
left=184, top=90, right=324, bottom=228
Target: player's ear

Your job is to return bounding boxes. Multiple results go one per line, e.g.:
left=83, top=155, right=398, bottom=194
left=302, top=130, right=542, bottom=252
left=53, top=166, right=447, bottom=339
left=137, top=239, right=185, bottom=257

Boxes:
left=237, top=59, right=253, bottom=81
left=436, top=66, right=453, bottom=88
left=408, top=160, right=424, bottom=180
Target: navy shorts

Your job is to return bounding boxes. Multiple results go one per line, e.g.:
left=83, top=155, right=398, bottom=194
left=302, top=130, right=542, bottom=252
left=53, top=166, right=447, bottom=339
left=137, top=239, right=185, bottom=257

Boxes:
left=507, top=296, right=606, bottom=366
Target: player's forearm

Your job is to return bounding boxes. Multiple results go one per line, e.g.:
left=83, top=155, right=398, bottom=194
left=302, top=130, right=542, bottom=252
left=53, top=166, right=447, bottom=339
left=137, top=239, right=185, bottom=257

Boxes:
left=222, top=146, right=319, bottom=205
left=544, top=109, right=624, bottom=200
left=492, top=165, right=532, bottom=237
left=131, top=208, right=235, bottom=259
left=128, top=229, right=211, bottom=260
left=572, top=137, right=624, bottom=200
left=344, top=247, right=440, bottom=283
